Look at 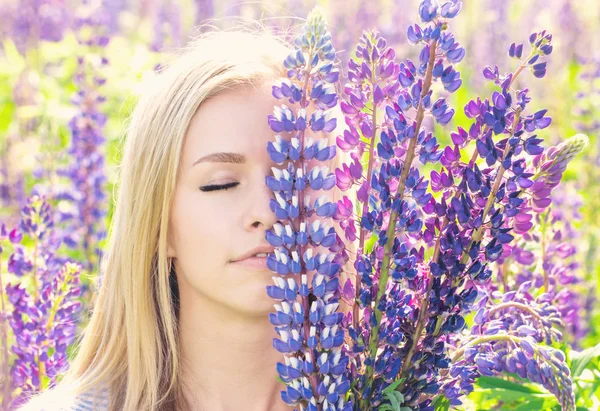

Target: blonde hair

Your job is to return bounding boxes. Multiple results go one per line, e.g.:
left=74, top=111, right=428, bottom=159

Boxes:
left=21, top=23, right=359, bottom=411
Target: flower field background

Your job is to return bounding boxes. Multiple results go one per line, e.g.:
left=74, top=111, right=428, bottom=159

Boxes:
left=0, top=0, right=599, bottom=410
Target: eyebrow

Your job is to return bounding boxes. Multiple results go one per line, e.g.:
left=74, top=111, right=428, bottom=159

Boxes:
left=192, top=152, right=247, bottom=166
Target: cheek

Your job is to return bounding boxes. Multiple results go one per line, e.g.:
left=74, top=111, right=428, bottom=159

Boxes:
left=170, top=188, right=231, bottom=262
left=171, top=190, right=231, bottom=295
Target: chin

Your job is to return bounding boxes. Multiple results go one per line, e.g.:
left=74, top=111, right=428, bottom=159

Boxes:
left=239, top=295, right=276, bottom=317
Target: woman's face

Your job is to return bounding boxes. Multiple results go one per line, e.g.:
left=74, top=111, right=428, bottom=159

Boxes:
left=168, top=82, right=296, bottom=316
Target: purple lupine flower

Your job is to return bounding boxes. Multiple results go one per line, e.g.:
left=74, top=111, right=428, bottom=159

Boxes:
left=338, top=18, right=460, bottom=406
left=424, top=33, right=580, bottom=409
left=486, top=134, right=587, bottom=241
left=544, top=187, right=595, bottom=344
left=556, top=0, right=582, bottom=62
left=266, top=7, right=353, bottom=411
left=438, top=62, right=583, bottom=411
left=450, top=285, right=575, bottom=410
left=0, top=196, right=82, bottom=408
left=526, top=134, right=589, bottom=213
left=333, top=28, right=427, bottom=409
left=8, top=196, right=67, bottom=287
left=47, top=6, right=110, bottom=274
left=7, top=261, right=82, bottom=408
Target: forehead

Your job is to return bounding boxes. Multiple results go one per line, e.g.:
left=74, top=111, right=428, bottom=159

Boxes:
left=182, top=80, right=344, bottom=168
left=182, top=83, right=278, bottom=166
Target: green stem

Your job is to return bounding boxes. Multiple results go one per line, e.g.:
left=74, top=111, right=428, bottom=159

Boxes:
left=487, top=301, right=544, bottom=322
left=509, top=50, right=536, bottom=90
left=451, top=334, right=521, bottom=363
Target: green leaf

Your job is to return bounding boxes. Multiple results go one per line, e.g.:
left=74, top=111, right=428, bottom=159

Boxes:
left=512, top=397, right=546, bottom=411
left=364, top=232, right=378, bottom=255
left=476, top=376, right=543, bottom=393
left=472, top=376, right=557, bottom=410
left=378, top=391, right=402, bottom=411
left=570, top=343, right=600, bottom=377
left=432, top=395, right=450, bottom=411
left=380, top=379, right=412, bottom=411
left=382, top=378, right=405, bottom=394
left=511, top=395, right=557, bottom=411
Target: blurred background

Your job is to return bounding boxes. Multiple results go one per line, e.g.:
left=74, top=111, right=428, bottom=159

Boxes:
left=0, top=0, right=599, bottom=409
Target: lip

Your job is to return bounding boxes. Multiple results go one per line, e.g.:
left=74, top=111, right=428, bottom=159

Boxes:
left=231, top=256, right=270, bottom=271
left=232, top=245, right=275, bottom=263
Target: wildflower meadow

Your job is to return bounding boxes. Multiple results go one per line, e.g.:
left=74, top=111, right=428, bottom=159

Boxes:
left=0, top=0, right=599, bottom=410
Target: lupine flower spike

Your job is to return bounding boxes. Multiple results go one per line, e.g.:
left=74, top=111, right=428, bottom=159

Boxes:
left=1, top=196, right=82, bottom=408
left=266, top=7, right=353, bottom=411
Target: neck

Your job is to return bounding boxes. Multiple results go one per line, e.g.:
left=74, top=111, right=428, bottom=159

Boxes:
left=177, top=279, right=289, bottom=411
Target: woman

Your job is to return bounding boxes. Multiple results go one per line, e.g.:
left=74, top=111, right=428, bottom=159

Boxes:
left=18, top=22, right=356, bottom=411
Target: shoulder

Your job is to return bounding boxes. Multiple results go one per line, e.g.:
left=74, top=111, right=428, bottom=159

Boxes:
left=16, top=385, right=110, bottom=411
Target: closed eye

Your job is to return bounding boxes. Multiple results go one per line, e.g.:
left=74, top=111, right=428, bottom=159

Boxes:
left=199, top=182, right=239, bottom=192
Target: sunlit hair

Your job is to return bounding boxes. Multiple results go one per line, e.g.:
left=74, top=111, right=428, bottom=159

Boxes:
left=19, top=20, right=359, bottom=411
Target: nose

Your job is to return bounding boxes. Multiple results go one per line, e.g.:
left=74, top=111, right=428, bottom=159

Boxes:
left=243, top=172, right=278, bottom=231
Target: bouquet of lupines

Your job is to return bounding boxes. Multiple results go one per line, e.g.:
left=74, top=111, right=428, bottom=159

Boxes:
left=265, top=3, right=586, bottom=410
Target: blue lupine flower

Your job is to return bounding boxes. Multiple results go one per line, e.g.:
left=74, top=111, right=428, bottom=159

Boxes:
left=266, top=7, right=352, bottom=411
